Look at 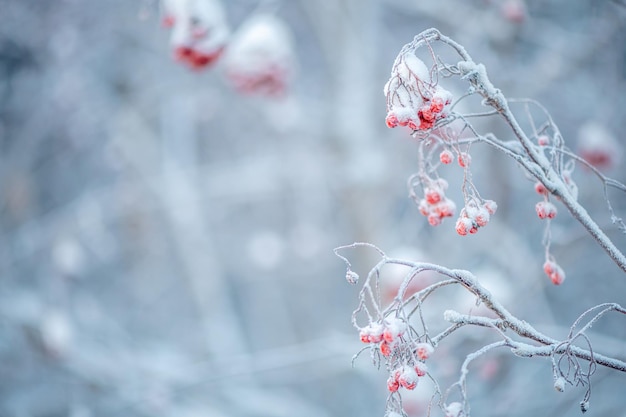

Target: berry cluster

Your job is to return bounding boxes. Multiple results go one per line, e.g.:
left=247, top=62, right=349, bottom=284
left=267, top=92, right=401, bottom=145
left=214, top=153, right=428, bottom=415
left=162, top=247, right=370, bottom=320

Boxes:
left=223, top=14, right=294, bottom=97
left=359, top=317, right=407, bottom=357
left=535, top=201, right=557, bottom=220
left=386, top=343, right=433, bottom=393
left=577, top=122, right=621, bottom=171
left=543, top=260, right=565, bottom=285
left=384, top=53, right=452, bottom=132
left=455, top=200, right=497, bottom=236
left=417, top=179, right=456, bottom=226
left=162, top=0, right=230, bottom=70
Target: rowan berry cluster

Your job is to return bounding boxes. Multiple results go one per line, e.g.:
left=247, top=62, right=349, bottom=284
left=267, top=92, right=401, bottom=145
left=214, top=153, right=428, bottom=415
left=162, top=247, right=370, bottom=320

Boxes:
left=417, top=179, right=456, bottom=226
left=543, top=259, right=565, bottom=285
left=455, top=199, right=497, bottom=236
left=359, top=317, right=407, bottom=357
left=577, top=122, right=621, bottom=171
left=223, top=14, right=294, bottom=97
left=384, top=53, right=452, bottom=132
left=161, top=0, right=229, bottom=70
left=385, top=342, right=432, bottom=392
left=535, top=201, right=557, bottom=220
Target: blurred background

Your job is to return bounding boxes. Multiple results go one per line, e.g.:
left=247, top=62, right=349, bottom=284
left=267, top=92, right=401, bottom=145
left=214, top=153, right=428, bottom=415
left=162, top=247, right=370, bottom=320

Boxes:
left=1, top=0, right=626, bottom=416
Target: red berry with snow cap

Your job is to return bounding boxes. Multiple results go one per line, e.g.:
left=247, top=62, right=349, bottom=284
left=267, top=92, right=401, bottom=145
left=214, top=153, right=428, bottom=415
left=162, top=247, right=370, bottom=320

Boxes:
left=455, top=217, right=473, bottom=236
left=534, top=182, right=548, bottom=195
left=415, top=342, right=434, bottom=360
left=387, top=376, right=400, bottom=392
left=386, top=113, right=399, bottom=128
left=536, top=201, right=557, bottom=219
left=415, top=362, right=428, bottom=377
left=544, top=260, right=565, bottom=285
left=397, top=365, right=419, bottom=390
left=380, top=340, right=393, bottom=357
left=440, top=149, right=454, bottom=164
left=458, top=153, right=471, bottom=168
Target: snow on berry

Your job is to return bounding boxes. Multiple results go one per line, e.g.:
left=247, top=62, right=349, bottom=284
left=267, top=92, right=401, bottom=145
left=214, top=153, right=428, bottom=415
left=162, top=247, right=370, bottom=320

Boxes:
left=535, top=201, right=557, bottom=219
left=414, top=361, right=428, bottom=377
left=414, top=342, right=434, bottom=360
left=387, top=375, right=400, bottom=392
left=424, top=187, right=443, bottom=204
left=417, top=179, right=455, bottom=226
left=455, top=217, right=473, bottom=236
left=534, top=181, right=548, bottom=195
left=223, top=14, right=294, bottom=97
left=386, top=113, right=399, bottom=128
left=544, top=260, right=565, bottom=285
left=345, top=270, right=359, bottom=284
left=554, top=376, right=566, bottom=392
left=457, top=152, right=471, bottom=168
left=383, top=317, right=407, bottom=342
left=445, top=402, right=464, bottom=417
left=440, top=149, right=454, bottom=164
left=384, top=52, right=452, bottom=133
left=359, top=322, right=384, bottom=344
left=577, top=122, right=622, bottom=171
left=397, top=365, right=419, bottom=390
left=163, top=0, right=230, bottom=70
left=473, top=206, right=490, bottom=227
left=537, top=135, right=550, bottom=146
left=380, top=340, right=393, bottom=357
left=427, top=214, right=442, bottom=226
left=432, top=199, right=456, bottom=218
left=483, top=200, right=498, bottom=215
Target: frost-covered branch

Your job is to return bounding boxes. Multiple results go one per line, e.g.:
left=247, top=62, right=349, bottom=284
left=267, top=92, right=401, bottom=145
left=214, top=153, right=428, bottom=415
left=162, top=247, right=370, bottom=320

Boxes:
left=384, top=28, right=626, bottom=277
left=336, top=243, right=626, bottom=416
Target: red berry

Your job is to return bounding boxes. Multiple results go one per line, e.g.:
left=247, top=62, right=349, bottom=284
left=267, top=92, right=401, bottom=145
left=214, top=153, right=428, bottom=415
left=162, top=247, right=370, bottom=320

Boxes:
left=425, top=188, right=442, bottom=205
left=430, top=97, right=445, bottom=113
left=543, top=260, right=565, bottom=285
left=415, top=343, right=434, bottom=360
left=419, top=107, right=435, bottom=123
left=162, top=15, right=176, bottom=28
left=395, top=366, right=419, bottom=390
left=536, top=201, right=557, bottom=219
left=385, top=113, right=399, bottom=128
left=439, top=149, right=453, bottom=165
left=387, top=376, right=400, bottom=392
left=427, top=214, right=442, bottom=226
left=174, top=46, right=194, bottom=60
left=455, top=218, right=472, bottom=236
left=534, top=182, right=548, bottom=195
left=380, top=341, right=392, bottom=357
left=458, top=153, right=471, bottom=168
left=415, top=362, right=428, bottom=377
left=483, top=200, right=498, bottom=215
